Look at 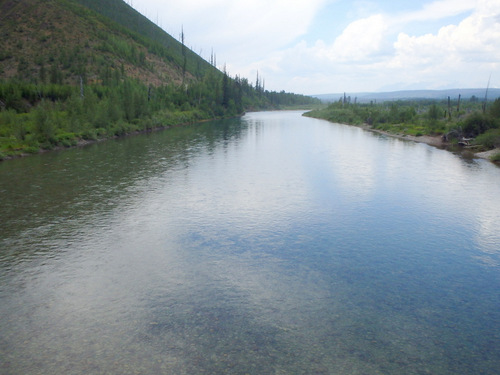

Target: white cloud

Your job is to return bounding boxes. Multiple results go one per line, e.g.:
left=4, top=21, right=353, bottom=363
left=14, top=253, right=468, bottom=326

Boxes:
left=390, top=1, right=500, bottom=77
left=135, top=0, right=328, bottom=67
left=134, top=0, right=500, bottom=94
left=251, top=0, right=500, bottom=93
left=329, top=14, right=388, bottom=62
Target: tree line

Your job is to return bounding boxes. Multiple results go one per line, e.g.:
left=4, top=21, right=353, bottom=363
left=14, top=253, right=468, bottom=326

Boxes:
left=0, top=70, right=319, bottom=159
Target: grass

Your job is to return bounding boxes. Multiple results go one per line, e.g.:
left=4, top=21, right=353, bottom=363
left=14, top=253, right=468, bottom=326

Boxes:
left=491, top=152, right=500, bottom=162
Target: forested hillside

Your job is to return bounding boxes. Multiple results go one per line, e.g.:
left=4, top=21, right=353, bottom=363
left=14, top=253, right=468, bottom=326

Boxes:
left=0, top=0, right=319, bottom=158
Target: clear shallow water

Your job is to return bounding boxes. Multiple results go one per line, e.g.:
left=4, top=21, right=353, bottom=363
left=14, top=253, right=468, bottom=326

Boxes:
left=0, top=111, right=499, bottom=374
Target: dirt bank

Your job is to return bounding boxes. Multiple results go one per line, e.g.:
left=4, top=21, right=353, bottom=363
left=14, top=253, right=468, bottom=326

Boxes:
left=358, top=124, right=499, bottom=161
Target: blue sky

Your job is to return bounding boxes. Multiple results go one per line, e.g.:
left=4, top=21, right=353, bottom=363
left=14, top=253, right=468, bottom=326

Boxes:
left=131, top=0, right=500, bottom=95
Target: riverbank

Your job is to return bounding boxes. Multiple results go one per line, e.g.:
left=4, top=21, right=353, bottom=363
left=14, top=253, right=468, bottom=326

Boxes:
left=304, top=102, right=500, bottom=163
left=364, top=125, right=500, bottom=161
left=357, top=123, right=443, bottom=146
left=334, top=121, right=500, bottom=162
left=0, top=114, right=240, bottom=162
left=0, top=125, right=170, bottom=161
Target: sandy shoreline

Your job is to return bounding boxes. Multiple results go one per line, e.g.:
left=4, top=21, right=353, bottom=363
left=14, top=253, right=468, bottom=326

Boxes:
left=357, top=124, right=499, bottom=161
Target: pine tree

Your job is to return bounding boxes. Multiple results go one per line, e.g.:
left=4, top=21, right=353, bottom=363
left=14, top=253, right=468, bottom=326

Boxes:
left=222, top=64, right=230, bottom=109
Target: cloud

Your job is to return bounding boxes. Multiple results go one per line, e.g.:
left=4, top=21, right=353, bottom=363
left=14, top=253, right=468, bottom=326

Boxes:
left=134, top=0, right=500, bottom=94
left=329, top=14, right=389, bottom=62
left=399, top=0, right=477, bottom=22
left=136, top=0, right=328, bottom=66
left=252, top=0, right=500, bottom=93
left=390, top=1, right=500, bottom=75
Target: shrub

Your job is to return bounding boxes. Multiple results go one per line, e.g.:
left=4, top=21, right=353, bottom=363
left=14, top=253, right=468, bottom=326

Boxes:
left=82, top=129, right=97, bottom=140
left=55, top=132, right=78, bottom=147
left=462, top=112, right=496, bottom=137
left=34, top=101, right=55, bottom=142
left=473, top=129, right=500, bottom=149
left=490, top=98, right=500, bottom=119
left=428, top=103, right=440, bottom=121
left=491, top=152, right=500, bottom=162
left=24, top=133, right=39, bottom=147
left=24, top=146, right=40, bottom=154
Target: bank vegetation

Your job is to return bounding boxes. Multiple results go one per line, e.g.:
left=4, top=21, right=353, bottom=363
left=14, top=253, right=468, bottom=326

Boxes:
left=305, top=96, right=500, bottom=162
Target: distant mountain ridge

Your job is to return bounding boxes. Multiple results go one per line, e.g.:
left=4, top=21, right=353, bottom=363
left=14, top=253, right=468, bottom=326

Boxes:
left=314, top=89, right=500, bottom=103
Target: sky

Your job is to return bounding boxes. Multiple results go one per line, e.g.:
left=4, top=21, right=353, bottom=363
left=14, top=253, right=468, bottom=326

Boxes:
left=130, top=0, right=500, bottom=95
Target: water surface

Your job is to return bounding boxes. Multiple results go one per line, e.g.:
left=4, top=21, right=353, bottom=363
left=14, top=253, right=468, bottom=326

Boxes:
left=1, top=111, right=499, bottom=374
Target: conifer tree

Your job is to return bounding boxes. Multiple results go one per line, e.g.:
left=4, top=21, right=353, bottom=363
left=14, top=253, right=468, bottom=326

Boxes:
left=222, top=64, right=230, bottom=109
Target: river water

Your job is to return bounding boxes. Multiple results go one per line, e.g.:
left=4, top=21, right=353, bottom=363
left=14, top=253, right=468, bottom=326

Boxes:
left=1, top=111, right=499, bottom=374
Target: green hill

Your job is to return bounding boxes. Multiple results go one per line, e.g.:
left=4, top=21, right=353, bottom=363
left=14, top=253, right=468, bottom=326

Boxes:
left=73, top=0, right=210, bottom=77
left=0, top=0, right=319, bottom=159
left=0, top=0, right=210, bottom=86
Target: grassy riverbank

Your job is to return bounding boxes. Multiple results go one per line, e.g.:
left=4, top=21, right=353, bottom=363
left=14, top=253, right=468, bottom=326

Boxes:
left=305, top=99, right=500, bottom=162
left=0, top=106, right=216, bottom=160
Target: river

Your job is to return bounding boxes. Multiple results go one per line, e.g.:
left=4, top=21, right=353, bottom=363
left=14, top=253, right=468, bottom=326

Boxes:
left=1, top=111, right=499, bottom=374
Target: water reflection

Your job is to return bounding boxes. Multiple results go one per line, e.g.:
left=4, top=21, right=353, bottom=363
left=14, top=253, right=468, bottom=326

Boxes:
left=1, top=111, right=499, bottom=374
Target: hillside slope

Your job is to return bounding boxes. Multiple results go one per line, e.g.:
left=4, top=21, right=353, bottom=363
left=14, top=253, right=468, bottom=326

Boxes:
left=0, top=0, right=206, bottom=86
left=73, top=0, right=216, bottom=80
